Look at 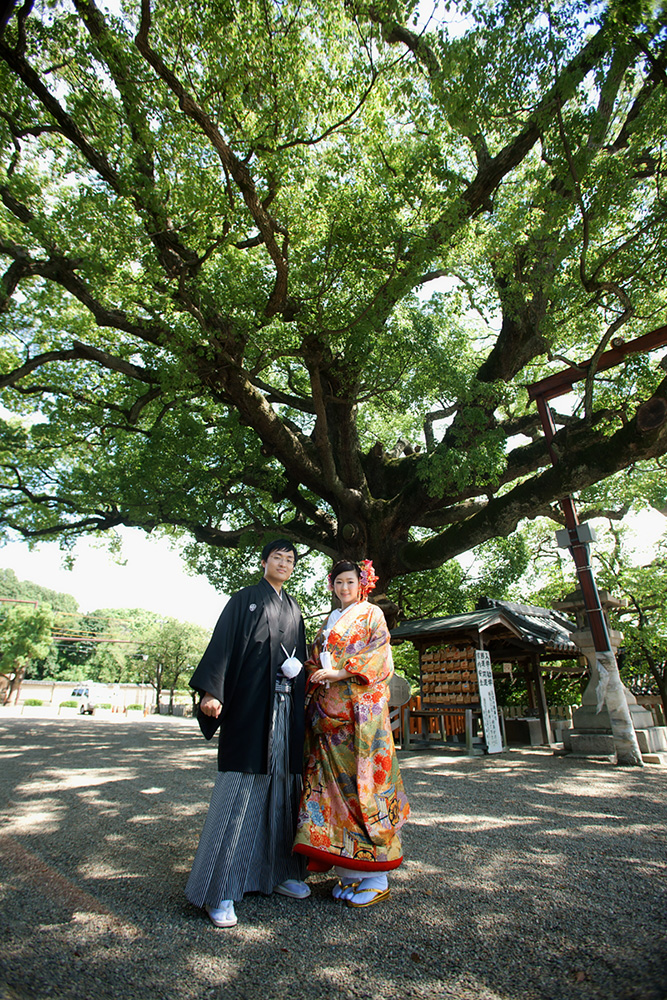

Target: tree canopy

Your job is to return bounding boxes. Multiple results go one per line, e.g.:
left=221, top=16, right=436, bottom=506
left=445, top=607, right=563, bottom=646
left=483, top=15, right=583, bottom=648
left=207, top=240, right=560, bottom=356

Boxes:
left=1, top=0, right=667, bottom=599
left=0, top=601, right=54, bottom=701
left=0, top=566, right=78, bottom=611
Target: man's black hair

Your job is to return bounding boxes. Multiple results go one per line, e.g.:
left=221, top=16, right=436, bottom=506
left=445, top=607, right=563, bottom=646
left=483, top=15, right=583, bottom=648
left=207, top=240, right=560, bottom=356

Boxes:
left=261, top=538, right=299, bottom=564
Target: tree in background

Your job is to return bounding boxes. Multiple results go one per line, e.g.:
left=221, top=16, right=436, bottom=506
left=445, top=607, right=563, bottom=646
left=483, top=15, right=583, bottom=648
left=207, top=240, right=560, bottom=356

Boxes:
left=0, top=602, right=54, bottom=703
left=143, top=617, right=208, bottom=712
left=388, top=534, right=531, bottom=621
left=595, top=529, right=667, bottom=718
left=0, top=567, right=211, bottom=688
left=0, top=568, right=77, bottom=612
left=53, top=607, right=147, bottom=679
left=0, top=0, right=666, bottom=599
left=509, top=514, right=667, bottom=713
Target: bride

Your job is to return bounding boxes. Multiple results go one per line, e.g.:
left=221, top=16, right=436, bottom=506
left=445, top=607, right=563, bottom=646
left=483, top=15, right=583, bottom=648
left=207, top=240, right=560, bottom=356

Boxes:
left=293, top=559, right=410, bottom=907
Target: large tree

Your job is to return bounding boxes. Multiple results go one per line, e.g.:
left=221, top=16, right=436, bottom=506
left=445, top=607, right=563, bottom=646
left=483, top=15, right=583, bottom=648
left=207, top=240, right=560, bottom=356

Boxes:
left=0, top=602, right=54, bottom=702
left=143, top=616, right=208, bottom=712
left=1, top=0, right=667, bottom=597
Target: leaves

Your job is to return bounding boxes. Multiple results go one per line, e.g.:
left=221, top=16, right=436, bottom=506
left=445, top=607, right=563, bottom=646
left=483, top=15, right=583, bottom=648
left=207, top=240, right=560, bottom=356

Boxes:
left=0, top=602, right=54, bottom=672
left=0, top=0, right=666, bottom=590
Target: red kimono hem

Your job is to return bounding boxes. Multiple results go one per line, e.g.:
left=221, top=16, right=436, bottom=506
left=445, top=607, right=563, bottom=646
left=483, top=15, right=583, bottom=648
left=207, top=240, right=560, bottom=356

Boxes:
left=293, top=843, right=403, bottom=873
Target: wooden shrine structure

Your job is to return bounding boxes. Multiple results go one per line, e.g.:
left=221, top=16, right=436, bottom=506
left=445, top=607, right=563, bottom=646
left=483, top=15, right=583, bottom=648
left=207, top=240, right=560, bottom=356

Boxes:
left=390, top=597, right=582, bottom=747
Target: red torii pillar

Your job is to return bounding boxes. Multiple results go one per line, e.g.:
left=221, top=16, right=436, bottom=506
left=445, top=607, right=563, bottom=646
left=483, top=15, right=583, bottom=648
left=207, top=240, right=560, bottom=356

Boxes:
left=527, top=324, right=667, bottom=766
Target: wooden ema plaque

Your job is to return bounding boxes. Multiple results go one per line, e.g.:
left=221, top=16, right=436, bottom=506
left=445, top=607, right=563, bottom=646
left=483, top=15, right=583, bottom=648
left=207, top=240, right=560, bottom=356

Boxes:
left=420, top=645, right=479, bottom=704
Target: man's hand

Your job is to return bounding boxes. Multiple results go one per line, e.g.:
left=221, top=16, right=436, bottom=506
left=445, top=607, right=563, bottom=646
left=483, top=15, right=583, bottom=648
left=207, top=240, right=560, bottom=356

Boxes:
left=200, top=692, right=222, bottom=718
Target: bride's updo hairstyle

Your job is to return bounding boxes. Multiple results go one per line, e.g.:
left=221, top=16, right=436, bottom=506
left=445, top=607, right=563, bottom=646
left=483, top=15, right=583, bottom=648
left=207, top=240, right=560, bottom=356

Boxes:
left=328, top=559, right=379, bottom=601
left=328, top=560, right=361, bottom=589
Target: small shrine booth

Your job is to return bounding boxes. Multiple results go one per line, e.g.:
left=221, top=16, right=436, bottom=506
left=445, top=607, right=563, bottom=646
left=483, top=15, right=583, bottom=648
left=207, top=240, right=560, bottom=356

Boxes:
left=390, top=597, right=581, bottom=747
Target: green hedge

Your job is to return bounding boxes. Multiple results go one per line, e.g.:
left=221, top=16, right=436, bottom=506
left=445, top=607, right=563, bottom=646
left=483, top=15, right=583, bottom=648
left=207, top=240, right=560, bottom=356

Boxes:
left=24, top=698, right=43, bottom=706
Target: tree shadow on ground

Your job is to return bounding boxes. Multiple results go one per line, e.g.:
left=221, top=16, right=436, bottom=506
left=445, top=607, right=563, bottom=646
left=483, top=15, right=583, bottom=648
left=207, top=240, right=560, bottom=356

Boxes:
left=1, top=719, right=666, bottom=1000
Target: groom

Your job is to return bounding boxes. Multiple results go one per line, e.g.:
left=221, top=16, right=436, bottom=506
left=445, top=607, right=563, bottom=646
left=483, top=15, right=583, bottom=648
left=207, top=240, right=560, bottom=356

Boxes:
left=186, top=539, right=309, bottom=927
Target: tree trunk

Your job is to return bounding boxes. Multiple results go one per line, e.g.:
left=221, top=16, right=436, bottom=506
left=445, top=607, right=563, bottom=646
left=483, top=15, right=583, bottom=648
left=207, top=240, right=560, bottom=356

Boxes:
left=653, top=671, right=667, bottom=726
left=154, top=663, right=163, bottom=715
left=4, top=664, right=27, bottom=706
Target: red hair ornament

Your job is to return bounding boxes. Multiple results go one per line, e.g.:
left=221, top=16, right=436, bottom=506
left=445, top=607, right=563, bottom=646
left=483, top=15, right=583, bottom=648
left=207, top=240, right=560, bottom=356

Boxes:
left=359, top=560, right=378, bottom=599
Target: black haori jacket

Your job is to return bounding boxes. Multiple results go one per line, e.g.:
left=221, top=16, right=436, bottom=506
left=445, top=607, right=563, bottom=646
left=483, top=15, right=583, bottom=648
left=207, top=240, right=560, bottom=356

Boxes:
left=189, top=577, right=306, bottom=774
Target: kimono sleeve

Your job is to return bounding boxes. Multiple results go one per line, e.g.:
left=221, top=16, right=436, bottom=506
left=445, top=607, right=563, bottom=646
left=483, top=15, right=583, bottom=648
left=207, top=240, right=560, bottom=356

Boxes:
left=189, top=590, right=245, bottom=739
left=340, top=606, right=394, bottom=685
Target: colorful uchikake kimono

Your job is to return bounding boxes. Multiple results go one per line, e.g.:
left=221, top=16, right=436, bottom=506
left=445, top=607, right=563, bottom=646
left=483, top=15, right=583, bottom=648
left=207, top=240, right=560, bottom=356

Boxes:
left=293, top=599, right=410, bottom=873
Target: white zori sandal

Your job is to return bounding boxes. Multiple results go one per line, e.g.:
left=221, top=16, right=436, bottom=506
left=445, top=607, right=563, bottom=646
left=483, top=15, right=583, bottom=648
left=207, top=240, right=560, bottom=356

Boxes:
left=274, top=879, right=311, bottom=899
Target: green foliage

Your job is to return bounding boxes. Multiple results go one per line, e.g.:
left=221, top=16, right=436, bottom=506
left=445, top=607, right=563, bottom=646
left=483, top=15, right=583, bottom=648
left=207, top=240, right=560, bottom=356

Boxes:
left=391, top=641, right=420, bottom=688
left=389, top=533, right=530, bottom=620
left=598, top=531, right=667, bottom=710
left=0, top=603, right=54, bottom=674
left=509, top=513, right=667, bottom=710
left=1, top=0, right=666, bottom=594
left=182, top=538, right=329, bottom=622
left=143, top=615, right=209, bottom=706
left=0, top=568, right=78, bottom=613
left=23, top=698, right=43, bottom=706
left=493, top=670, right=587, bottom=708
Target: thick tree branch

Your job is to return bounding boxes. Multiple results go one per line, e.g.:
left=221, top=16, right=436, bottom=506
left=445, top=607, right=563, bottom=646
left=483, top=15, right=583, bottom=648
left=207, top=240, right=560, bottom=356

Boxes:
left=248, top=376, right=316, bottom=413
left=70, top=340, right=158, bottom=383
left=307, top=361, right=351, bottom=496
left=0, top=7, right=207, bottom=280
left=398, top=376, right=667, bottom=575
left=412, top=499, right=488, bottom=529
left=355, top=19, right=613, bottom=335
left=135, top=0, right=289, bottom=318
left=73, top=0, right=201, bottom=276
left=608, top=39, right=666, bottom=153
left=0, top=241, right=167, bottom=344
left=423, top=407, right=456, bottom=452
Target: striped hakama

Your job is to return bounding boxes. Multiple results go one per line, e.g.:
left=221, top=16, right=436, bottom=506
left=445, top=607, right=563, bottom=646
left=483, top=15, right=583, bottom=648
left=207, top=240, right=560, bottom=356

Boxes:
left=186, top=678, right=306, bottom=907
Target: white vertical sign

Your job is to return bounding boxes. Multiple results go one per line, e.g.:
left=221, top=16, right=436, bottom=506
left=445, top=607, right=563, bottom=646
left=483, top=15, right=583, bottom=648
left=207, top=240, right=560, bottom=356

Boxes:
left=475, top=650, right=504, bottom=754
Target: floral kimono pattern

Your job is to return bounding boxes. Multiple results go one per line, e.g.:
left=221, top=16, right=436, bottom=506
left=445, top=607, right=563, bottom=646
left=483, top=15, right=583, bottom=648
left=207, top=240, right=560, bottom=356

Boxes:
left=293, top=600, right=410, bottom=872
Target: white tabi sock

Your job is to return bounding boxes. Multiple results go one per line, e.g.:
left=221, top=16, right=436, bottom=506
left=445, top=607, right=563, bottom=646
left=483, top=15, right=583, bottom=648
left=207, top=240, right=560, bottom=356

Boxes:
left=332, top=866, right=362, bottom=900
left=346, top=874, right=389, bottom=905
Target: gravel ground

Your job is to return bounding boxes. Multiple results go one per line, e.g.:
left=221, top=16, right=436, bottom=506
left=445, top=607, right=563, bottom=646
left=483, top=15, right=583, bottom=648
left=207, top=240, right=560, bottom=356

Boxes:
left=0, top=712, right=665, bottom=1000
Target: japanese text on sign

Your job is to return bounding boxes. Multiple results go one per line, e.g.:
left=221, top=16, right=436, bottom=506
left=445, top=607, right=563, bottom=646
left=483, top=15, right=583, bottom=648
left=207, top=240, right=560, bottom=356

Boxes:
left=475, top=650, right=504, bottom=754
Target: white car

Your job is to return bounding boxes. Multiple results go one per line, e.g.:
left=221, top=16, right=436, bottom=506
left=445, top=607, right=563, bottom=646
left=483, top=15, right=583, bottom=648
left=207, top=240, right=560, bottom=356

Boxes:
left=71, top=684, right=105, bottom=715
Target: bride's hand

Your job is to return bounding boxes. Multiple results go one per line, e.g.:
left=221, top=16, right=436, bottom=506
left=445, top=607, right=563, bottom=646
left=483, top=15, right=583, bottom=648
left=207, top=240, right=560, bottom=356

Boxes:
left=311, top=667, right=345, bottom=685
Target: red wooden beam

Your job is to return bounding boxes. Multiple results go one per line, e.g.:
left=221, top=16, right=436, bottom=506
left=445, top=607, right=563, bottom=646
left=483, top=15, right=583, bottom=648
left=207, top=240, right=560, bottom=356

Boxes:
left=527, top=324, right=667, bottom=402
left=528, top=321, right=667, bottom=714
left=533, top=394, right=612, bottom=652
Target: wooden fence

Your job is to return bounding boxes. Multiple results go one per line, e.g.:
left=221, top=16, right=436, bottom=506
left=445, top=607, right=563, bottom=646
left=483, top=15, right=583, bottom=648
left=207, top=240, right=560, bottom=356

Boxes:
left=395, top=695, right=666, bottom=744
